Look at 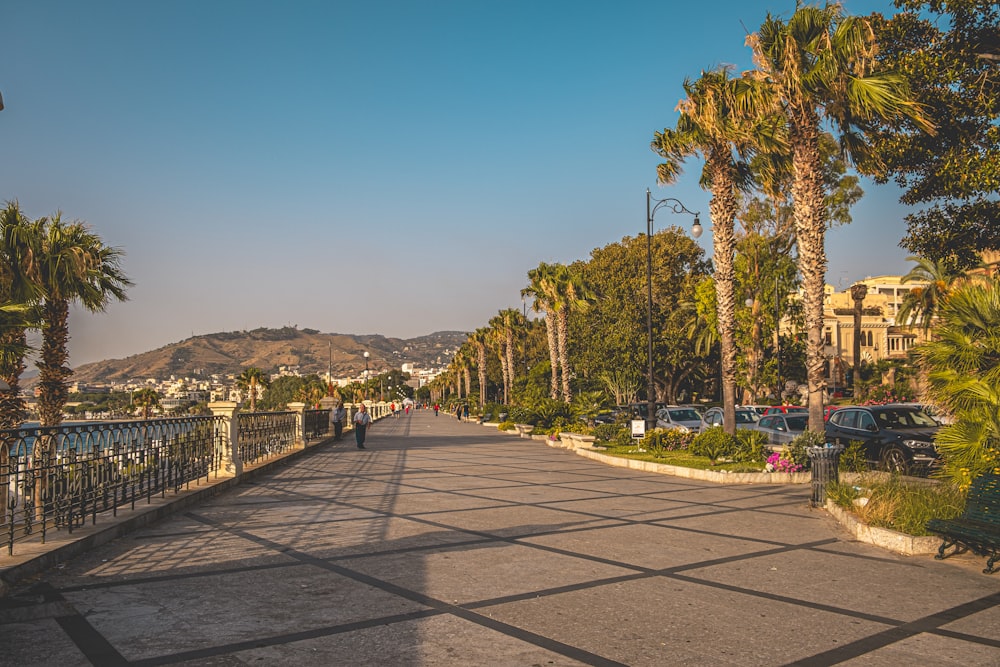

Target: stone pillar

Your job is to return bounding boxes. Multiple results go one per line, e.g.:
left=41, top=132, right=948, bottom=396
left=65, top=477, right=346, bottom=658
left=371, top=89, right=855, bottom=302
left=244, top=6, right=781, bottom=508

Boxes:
left=209, top=401, right=241, bottom=477
left=319, top=396, right=338, bottom=433
left=287, top=402, right=306, bottom=447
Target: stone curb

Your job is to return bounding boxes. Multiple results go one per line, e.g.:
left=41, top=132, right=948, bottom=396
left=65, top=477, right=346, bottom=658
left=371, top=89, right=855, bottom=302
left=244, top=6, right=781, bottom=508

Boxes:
left=824, top=498, right=941, bottom=555
left=0, top=436, right=337, bottom=596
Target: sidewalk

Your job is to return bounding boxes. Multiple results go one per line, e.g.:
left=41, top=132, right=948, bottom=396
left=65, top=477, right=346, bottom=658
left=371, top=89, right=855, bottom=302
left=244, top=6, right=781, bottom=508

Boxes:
left=2, top=409, right=999, bottom=666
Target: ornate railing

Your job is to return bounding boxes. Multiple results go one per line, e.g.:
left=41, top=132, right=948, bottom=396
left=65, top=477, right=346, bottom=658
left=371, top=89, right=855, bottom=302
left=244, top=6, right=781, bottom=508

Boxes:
left=236, top=411, right=297, bottom=465
left=1, top=417, right=224, bottom=556
left=304, top=409, right=331, bottom=441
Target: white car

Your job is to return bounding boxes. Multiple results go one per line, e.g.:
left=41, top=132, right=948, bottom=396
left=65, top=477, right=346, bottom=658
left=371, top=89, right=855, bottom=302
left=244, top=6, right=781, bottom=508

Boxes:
left=655, top=406, right=704, bottom=433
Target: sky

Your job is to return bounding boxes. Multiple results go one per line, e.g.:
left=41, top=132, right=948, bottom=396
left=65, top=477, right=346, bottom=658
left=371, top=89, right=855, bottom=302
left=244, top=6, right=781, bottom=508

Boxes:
left=2, top=0, right=921, bottom=368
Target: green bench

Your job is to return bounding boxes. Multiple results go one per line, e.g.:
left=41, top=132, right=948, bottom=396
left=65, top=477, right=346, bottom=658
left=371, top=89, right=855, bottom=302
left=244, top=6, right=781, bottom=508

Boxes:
left=926, top=473, right=1000, bottom=574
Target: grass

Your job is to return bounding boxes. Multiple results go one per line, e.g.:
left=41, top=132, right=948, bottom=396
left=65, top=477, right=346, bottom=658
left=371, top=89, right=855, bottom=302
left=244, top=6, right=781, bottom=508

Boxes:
left=826, top=473, right=966, bottom=536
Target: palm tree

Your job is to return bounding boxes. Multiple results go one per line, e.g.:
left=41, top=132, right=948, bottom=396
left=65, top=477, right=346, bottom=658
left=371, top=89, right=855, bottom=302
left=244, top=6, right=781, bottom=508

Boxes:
left=29, top=214, right=131, bottom=428
left=914, top=277, right=1000, bottom=487
left=485, top=316, right=510, bottom=404
left=0, top=201, right=40, bottom=430
left=548, top=263, right=593, bottom=403
left=132, top=388, right=161, bottom=419
left=653, top=67, right=767, bottom=434
left=747, top=4, right=934, bottom=431
left=522, top=262, right=560, bottom=400
left=896, top=256, right=969, bottom=334
left=236, top=367, right=270, bottom=412
left=468, top=328, right=490, bottom=409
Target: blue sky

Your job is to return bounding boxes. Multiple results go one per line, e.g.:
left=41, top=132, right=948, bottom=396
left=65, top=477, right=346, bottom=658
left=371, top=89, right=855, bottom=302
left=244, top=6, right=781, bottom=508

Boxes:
left=2, top=0, right=916, bottom=367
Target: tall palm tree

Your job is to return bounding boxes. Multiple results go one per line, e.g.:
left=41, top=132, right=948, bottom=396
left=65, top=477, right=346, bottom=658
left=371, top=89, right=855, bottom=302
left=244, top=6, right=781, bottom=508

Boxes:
left=522, top=262, right=560, bottom=400
left=653, top=67, right=767, bottom=434
left=747, top=4, right=934, bottom=430
left=0, top=201, right=40, bottom=430
left=29, top=214, right=131, bottom=428
left=236, top=367, right=270, bottom=412
left=468, top=328, right=490, bottom=409
left=495, top=308, right=525, bottom=404
left=548, top=263, right=593, bottom=403
left=486, top=315, right=511, bottom=405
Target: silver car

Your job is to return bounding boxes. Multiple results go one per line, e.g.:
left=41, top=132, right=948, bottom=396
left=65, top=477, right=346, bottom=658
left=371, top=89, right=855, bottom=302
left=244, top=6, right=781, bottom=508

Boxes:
left=753, top=413, right=809, bottom=446
left=701, top=407, right=760, bottom=430
left=655, top=406, right=703, bottom=433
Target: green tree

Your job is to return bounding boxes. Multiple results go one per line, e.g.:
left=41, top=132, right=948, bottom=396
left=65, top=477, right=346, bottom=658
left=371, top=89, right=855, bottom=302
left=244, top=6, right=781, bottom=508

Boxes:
left=132, top=388, right=161, bottom=420
left=747, top=4, right=933, bottom=431
left=29, top=213, right=131, bottom=428
left=522, top=262, right=561, bottom=400
left=0, top=201, right=39, bottom=429
left=869, top=1, right=1000, bottom=266
left=895, top=255, right=970, bottom=333
left=653, top=67, right=768, bottom=433
left=236, top=367, right=270, bottom=412
left=914, top=277, right=1000, bottom=487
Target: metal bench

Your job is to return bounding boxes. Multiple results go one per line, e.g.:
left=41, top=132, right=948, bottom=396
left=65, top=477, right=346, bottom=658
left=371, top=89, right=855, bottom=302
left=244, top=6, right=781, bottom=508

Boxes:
left=926, top=473, right=1000, bottom=574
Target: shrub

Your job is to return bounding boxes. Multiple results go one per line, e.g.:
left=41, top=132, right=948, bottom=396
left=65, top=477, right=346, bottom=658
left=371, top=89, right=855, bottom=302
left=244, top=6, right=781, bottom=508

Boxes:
left=505, top=406, right=531, bottom=424
left=612, top=428, right=635, bottom=448
left=641, top=428, right=694, bottom=455
left=497, top=421, right=516, bottom=431
left=690, top=428, right=737, bottom=463
left=839, top=439, right=868, bottom=473
left=733, top=429, right=768, bottom=464
left=787, top=430, right=825, bottom=470
left=594, top=423, right=624, bottom=443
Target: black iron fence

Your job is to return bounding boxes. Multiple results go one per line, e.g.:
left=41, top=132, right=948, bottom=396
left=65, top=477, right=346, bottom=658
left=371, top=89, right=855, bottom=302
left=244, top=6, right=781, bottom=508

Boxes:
left=1, top=417, right=224, bottom=556
left=235, top=411, right=297, bottom=465
left=304, top=408, right=331, bottom=440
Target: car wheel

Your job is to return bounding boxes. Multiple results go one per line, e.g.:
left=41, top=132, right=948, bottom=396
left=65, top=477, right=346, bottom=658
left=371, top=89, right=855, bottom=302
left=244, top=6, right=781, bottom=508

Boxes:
left=880, top=446, right=909, bottom=474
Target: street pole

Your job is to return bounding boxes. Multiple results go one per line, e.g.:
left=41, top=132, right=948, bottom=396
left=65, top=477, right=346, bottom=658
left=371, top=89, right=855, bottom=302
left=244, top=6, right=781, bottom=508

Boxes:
left=363, top=351, right=370, bottom=402
left=645, top=189, right=701, bottom=431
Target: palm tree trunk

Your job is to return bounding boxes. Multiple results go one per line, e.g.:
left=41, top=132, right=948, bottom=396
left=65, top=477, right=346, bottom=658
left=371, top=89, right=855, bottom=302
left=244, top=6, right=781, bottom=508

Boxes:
left=476, top=344, right=487, bottom=409
left=505, top=327, right=515, bottom=403
left=557, top=307, right=572, bottom=402
left=0, top=327, right=27, bottom=430
left=791, top=113, right=828, bottom=432
left=709, top=166, right=739, bottom=435
left=38, top=299, right=70, bottom=428
left=544, top=313, right=559, bottom=400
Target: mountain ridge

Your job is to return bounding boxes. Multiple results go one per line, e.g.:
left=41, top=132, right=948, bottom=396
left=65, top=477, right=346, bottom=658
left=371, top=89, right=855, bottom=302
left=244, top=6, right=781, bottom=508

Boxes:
left=66, top=327, right=469, bottom=384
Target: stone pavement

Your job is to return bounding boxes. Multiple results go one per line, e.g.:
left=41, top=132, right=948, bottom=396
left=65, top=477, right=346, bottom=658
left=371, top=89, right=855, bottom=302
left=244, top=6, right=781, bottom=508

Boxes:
left=1, top=409, right=999, bottom=666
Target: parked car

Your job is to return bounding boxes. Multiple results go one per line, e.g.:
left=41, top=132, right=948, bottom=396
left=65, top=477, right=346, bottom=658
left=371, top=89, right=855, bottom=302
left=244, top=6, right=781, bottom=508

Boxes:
left=742, top=405, right=772, bottom=416
left=753, top=413, right=809, bottom=446
left=825, top=404, right=941, bottom=472
left=824, top=405, right=841, bottom=421
left=701, top=406, right=760, bottom=430
left=655, top=406, right=703, bottom=433
left=764, top=405, right=808, bottom=415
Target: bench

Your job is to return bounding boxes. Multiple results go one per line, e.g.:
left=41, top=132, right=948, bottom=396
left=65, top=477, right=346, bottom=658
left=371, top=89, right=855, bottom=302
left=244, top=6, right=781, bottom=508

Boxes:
left=926, top=473, right=1000, bottom=574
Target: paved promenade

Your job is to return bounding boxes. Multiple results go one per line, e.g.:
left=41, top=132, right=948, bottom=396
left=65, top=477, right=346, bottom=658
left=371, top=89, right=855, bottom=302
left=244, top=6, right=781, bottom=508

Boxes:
left=2, top=410, right=999, bottom=666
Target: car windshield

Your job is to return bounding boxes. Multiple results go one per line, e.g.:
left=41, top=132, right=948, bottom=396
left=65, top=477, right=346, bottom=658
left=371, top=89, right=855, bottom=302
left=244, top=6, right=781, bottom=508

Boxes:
left=785, top=415, right=809, bottom=430
left=875, top=408, right=938, bottom=428
left=784, top=407, right=808, bottom=413
left=735, top=411, right=759, bottom=424
left=668, top=409, right=701, bottom=421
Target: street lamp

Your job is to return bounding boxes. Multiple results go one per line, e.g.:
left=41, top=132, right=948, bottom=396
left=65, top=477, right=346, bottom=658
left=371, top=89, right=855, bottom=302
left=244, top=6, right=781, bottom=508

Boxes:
left=645, top=188, right=700, bottom=429
left=363, top=351, right=370, bottom=402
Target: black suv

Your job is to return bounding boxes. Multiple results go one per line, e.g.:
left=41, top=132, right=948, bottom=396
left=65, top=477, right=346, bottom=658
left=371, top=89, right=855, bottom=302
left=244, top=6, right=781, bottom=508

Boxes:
left=825, top=404, right=941, bottom=472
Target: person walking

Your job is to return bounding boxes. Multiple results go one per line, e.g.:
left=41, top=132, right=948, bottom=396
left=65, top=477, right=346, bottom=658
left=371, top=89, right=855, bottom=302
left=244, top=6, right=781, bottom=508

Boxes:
left=434, top=404, right=439, bottom=416
left=332, top=402, right=346, bottom=440
left=353, top=404, right=372, bottom=449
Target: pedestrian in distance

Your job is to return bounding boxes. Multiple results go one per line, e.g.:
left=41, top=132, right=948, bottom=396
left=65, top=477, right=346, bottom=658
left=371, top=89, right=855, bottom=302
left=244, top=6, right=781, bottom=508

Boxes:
left=353, top=404, right=372, bottom=449
left=332, top=402, right=346, bottom=440
left=463, top=404, right=469, bottom=421
left=434, top=404, right=439, bottom=416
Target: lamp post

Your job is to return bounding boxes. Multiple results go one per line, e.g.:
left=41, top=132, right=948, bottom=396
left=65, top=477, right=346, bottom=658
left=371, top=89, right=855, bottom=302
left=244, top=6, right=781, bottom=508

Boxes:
left=645, top=188, right=701, bottom=430
left=363, top=351, right=370, bottom=402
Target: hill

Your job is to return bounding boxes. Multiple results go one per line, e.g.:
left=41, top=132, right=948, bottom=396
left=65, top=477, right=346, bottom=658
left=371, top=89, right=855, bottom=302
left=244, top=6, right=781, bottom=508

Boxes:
left=68, top=327, right=469, bottom=384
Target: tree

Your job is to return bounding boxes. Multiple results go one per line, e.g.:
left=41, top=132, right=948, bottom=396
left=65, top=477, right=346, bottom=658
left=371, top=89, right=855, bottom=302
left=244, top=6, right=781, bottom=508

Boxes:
left=747, top=4, right=933, bottom=431
left=0, top=201, right=40, bottom=429
left=548, top=263, right=594, bottom=403
left=236, top=367, right=270, bottom=412
left=522, top=263, right=561, bottom=400
left=132, top=388, right=161, bottom=419
left=29, top=213, right=131, bottom=427
left=468, top=328, right=490, bottom=409
left=913, top=277, right=1000, bottom=487
left=869, top=1, right=1000, bottom=267
left=653, top=67, right=767, bottom=433
left=895, top=255, right=970, bottom=333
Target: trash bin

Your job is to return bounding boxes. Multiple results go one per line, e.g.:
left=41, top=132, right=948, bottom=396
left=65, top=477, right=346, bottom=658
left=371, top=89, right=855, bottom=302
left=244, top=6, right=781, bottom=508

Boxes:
left=806, top=444, right=844, bottom=507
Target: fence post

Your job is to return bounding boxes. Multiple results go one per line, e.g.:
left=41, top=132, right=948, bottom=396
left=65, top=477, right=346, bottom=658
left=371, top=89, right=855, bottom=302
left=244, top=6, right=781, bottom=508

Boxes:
left=209, top=401, right=242, bottom=477
left=287, top=402, right=306, bottom=448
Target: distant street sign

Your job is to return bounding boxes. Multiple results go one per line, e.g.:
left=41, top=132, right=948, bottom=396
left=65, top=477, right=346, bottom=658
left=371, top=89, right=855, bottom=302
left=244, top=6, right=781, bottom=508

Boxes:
left=631, top=419, right=645, bottom=439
